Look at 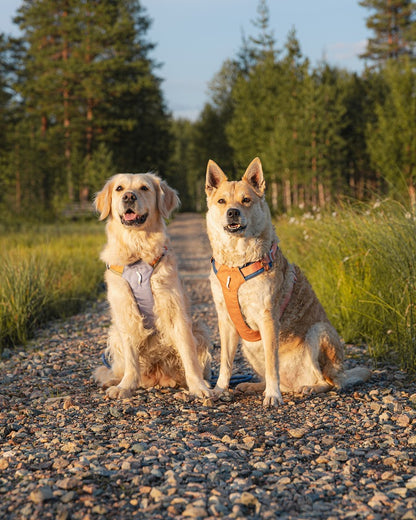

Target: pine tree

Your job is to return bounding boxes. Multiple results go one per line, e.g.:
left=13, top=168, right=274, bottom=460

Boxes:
left=13, top=0, right=170, bottom=210
left=366, top=57, right=416, bottom=207
left=359, top=0, right=416, bottom=65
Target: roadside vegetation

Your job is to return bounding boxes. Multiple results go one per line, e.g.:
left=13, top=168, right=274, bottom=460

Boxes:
left=277, top=201, right=416, bottom=372
left=0, top=1, right=415, bottom=369
left=0, top=222, right=105, bottom=350
left=2, top=202, right=416, bottom=374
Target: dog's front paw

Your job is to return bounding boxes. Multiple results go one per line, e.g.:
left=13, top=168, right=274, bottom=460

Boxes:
left=106, top=385, right=134, bottom=399
left=263, top=391, right=284, bottom=408
left=213, top=385, right=225, bottom=398
left=188, top=380, right=213, bottom=399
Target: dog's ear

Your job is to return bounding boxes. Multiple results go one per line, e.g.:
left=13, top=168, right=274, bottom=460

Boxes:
left=242, top=157, right=266, bottom=196
left=157, top=179, right=180, bottom=219
left=94, top=178, right=114, bottom=220
left=206, top=160, right=227, bottom=194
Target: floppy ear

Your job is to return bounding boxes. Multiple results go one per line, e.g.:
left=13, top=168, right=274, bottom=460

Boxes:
left=205, top=160, right=227, bottom=195
left=242, top=157, right=266, bottom=196
left=157, top=179, right=180, bottom=219
left=94, top=178, right=114, bottom=221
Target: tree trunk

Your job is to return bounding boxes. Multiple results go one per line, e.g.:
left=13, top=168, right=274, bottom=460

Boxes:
left=271, top=181, right=278, bottom=212
left=318, top=182, right=325, bottom=208
left=408, top=183, right=416, bottom=212
left=283, top=179, right=291, bottom=213
left=62, top=7, right=72, bottom=201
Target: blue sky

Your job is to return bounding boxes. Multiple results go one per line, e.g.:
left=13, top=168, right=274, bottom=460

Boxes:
left=1, top=0, right=370, bottom=120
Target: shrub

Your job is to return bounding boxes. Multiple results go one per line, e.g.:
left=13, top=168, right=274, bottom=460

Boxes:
left=0, top=223, right=105, bottom=350
left=277, top=201, right=416, bottom=371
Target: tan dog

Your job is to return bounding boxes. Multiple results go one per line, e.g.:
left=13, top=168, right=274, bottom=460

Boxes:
left=205, top=158, right=370, bottom=407
left=94, top=173, right=212, bottom=400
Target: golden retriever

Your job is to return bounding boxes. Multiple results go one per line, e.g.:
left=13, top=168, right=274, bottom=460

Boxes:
left=94, top=173, right=212, bottom=399
left=205, top=157, right=370, bottom=407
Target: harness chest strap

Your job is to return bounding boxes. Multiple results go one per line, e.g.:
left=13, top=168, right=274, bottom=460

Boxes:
left=214, top=264, right=262, bottom=342
left=107, top=246, right=167, bottom=275
left=106, top=246, right=167, bottom=329
left=212, top=244, right=297, bottom=342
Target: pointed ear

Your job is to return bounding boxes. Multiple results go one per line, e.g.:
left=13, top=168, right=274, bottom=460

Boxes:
left=94, top=177, right=114, bottom=220
left=157, top=178, right=180, bottom=219
left=205, top=160, right=227, bottom=194
left=242, top=157, right=265, bottom=195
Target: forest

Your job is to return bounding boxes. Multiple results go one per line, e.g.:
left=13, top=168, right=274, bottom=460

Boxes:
left=0, top=0, right=415, bottom=221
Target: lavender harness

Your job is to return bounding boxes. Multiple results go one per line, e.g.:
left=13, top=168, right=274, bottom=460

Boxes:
left=106, top=249, right=166, bottom=329
left=120, top=260, right=156, bottom=329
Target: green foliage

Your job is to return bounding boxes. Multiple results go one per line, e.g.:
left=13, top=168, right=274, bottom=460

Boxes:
left=359, top=0, right=416, bottom=64
left=366, top=57, right=416, bottom=205
left=184, top=0, right=415, bottom=213
left=0, top=222, right=105, bottom=350
left=0, top=0, right=171, bottom=222
left=277, top=201, right=416, bottom=371
left=83, top=143, right=115, bottom=199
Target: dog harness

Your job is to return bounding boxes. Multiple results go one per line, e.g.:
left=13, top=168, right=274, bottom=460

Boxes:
left=106, top=247, right=167, bottom=329
left=211, top=243, right=296, bottom=342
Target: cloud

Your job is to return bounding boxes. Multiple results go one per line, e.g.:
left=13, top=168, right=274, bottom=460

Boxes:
left=328, top=40, right=368, bottom=61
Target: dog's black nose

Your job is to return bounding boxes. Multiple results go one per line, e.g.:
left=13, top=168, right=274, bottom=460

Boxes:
left=122, top=191, right=137, bottom=203
left=227, top=208, right=240, bottom=220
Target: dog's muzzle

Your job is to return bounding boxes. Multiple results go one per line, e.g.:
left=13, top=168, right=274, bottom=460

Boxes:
left=224, top=207, right=246, bottom=233
left=120, top=208, right=148, bottom=226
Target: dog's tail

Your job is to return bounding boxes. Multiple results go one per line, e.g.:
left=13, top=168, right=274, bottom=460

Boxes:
left=342, top=366, right=372, bottom=388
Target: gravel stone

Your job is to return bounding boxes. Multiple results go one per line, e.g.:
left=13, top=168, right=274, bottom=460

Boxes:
left=0, top=213, right=415, bottom=519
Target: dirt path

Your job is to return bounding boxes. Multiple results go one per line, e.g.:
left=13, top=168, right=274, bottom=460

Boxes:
left=0, top=213, right=415, bottom=519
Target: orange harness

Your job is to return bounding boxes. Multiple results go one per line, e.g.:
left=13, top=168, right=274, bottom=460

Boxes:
left=212, top=243, right=297, bottom=342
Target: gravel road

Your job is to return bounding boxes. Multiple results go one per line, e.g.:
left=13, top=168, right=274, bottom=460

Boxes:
left=1, top=213, right=415, bottom=520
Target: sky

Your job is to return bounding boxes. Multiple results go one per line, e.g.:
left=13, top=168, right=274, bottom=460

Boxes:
left=0, top=0, right=370, bottom=120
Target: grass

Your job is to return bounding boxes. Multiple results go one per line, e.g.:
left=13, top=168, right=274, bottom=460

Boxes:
left=2, top=204, right=416, bottom=373
left=0, top=221, right=105, bottom=350
left=276, top=200, right=416, bottom=372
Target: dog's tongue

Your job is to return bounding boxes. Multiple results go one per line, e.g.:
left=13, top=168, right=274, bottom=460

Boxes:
left=124, top=212, right=138, bottom=221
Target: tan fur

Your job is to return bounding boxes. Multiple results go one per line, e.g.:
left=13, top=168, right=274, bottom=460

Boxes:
left=205, top=158, right=371, bottom=407
left=94, top=173, right=212, bottom=399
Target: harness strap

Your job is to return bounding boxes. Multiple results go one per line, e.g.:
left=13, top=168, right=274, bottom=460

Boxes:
left=105, top=246, right=168, bottom=330
left=212, top=243, right=296, bottom=342
left=214, top=262, right=262, bottom=341
left=106, top=246, right=167, bottom=276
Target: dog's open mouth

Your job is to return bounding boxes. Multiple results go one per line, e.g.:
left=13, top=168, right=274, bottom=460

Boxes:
left=224, top=223, right=247, bottom=234
left=121, top=209, right=148, bottom=226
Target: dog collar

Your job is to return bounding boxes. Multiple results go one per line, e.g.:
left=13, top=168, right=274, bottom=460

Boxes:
left=212, top=242, right=296, bottom=342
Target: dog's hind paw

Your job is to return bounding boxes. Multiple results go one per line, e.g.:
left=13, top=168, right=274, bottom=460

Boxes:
left=105, top=385, right=134, bottom=399
left=299, top=383, right=333, bottom=396
left=236, top=382, right=265, bottom=394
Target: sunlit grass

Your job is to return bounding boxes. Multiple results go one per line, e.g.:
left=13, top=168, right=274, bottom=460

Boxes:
left=276, top=201, right=416, bottom=372
left=0, top=222, right=105, bottom=350
left=3, top=206, right=416, bottom=373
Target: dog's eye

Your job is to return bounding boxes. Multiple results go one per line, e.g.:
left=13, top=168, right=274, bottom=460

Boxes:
left=140, top=185, right=149, bottom=191
left=242, top=197, right=251, bottom=204
left=115, top=185, right=123, bottom=192
left=217, top=198, right=226, bottom=204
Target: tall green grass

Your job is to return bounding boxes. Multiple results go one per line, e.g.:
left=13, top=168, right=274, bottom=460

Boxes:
left=0, top=223, right=105, bottom=350
left=277, top=201, right=416, bottom=371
